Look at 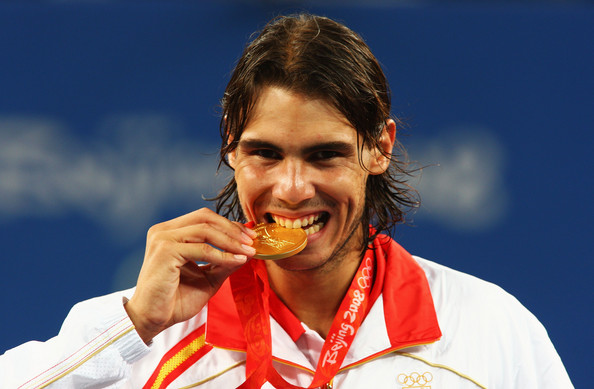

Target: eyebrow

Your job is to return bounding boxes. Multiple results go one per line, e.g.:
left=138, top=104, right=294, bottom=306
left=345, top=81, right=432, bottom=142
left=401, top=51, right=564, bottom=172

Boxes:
left=238, top=139, right=282, bottom=153
left=303, top=141, right=356, bottom=156
left=238, top=139, right=356, bottom=155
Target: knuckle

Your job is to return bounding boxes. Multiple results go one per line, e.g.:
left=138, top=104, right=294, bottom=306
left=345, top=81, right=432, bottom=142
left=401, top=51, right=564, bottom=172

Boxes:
left=196, top=207, right=214, bottom=218
left=200, top=244, right=224, bottom=261
left=147, top=227, right=165, bottom=242
left=147, top=223, right=164, bottom=238
left=200, top=243, right=217, bottom=256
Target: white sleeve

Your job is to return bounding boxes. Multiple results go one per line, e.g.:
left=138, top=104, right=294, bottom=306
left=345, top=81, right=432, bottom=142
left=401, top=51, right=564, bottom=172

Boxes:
left=0, top=289, right=150, bottom=388
left=415, top=256, right=573, bottom=388
left=509, top=302, right=574, bottom=388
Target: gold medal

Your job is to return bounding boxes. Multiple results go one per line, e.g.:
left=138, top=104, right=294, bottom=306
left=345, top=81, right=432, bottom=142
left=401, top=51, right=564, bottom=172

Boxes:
left=252, top=223, right=307, bottom=260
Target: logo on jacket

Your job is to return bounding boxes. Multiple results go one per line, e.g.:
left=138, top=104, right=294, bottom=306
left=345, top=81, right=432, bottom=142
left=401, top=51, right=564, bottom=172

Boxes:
left=397, top=372, right=433, bottom=388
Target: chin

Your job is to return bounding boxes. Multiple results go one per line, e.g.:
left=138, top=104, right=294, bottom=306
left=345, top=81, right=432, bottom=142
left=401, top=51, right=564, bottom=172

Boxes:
left=274, top=247, right=348, bottom=273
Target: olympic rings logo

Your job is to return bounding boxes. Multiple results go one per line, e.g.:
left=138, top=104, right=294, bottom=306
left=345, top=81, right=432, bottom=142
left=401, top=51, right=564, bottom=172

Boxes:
left=397, top=372, right=433, bottom=387
left=357, top=256, right=373, bottom=289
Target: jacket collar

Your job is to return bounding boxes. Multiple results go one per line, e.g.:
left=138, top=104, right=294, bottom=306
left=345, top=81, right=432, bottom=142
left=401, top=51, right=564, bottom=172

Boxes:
left=205, top=234, right=441, bottom=355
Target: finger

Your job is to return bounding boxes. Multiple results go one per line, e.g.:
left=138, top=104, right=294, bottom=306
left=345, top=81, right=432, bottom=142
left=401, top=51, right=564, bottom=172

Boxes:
left=180, top=262, right=240, bottom=290
left=152, top=208, right=253, bottom=245
left=165, top=224, right=256, bottom=256
left=153, top=208, right=232, bottom=231
left=174, top=241, right=252, bottom=267
left=235, top=221, right=258, bottom=239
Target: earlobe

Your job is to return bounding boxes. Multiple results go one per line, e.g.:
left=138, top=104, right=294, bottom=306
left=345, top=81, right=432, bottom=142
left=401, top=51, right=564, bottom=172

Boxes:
left=228, top=149, right=236, bottom=168
left=369, top=119, right=396, bottom=175
left=227, top=133, right=236, bottom=168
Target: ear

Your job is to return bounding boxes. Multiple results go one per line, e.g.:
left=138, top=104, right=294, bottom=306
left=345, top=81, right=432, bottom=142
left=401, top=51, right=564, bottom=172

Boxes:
left=223, top=115, right=237, bottom=168
left=228, top=149, right=237, bottom=169
left=367, top=119, right=396, bottom=175
left=227, top=133, right=237, bottom=168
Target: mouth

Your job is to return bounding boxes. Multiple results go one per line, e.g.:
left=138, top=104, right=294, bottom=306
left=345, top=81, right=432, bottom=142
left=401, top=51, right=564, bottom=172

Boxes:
left=265, top=212, right=329, bottom=236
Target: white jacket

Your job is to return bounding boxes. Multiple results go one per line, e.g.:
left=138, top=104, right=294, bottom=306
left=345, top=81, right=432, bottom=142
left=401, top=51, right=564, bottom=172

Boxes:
left=0, top=237, right=573, bottom=388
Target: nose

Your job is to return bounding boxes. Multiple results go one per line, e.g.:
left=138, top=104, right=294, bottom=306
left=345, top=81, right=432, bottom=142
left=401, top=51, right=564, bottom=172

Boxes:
left=271, top=158, right=315, bottom=205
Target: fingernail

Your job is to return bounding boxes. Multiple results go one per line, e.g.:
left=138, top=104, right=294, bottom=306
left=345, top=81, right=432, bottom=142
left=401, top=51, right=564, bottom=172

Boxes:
left=241, top=244, right=256, bottom=256
left=243, top=227, right=258, bottom=238
left=241, top=232, right=254, bottom=245
left=234, top=254, right=248, bottom=261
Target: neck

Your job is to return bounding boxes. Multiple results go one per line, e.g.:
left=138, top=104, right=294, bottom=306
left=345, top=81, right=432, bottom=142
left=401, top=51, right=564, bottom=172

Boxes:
left=265, top=252, right=362, bottom=338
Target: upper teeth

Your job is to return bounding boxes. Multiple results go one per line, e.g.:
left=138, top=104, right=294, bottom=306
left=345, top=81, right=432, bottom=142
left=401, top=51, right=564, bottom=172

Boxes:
left=271, top=214, right=324, bottom=236
left=272, top=214, right=320, bottom=229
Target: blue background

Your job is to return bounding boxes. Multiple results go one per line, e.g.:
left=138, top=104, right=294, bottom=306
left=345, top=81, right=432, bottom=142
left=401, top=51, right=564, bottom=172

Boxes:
left=0, top=1, right=592, bottom=387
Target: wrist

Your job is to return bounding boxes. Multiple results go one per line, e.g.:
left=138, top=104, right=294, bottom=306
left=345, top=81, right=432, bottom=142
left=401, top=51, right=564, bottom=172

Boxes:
left=124, top=299, right=163, bottom=345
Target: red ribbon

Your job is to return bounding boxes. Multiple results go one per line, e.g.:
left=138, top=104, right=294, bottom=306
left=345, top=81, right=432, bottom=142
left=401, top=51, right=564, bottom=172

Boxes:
left=230, top=252, right=374, bottom=388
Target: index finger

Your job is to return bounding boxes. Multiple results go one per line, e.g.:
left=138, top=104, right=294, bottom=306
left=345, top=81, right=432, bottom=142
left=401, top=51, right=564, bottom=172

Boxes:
left=152, top=208, right=255, bottom=242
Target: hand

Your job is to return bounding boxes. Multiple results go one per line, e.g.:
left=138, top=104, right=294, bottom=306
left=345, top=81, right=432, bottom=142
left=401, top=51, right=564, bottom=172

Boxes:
left=124, top=208, right=256, bottom=343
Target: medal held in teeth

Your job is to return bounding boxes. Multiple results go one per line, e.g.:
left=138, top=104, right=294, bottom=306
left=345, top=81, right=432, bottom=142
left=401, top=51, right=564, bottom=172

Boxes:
left=252, top=223, right=307, bottom=260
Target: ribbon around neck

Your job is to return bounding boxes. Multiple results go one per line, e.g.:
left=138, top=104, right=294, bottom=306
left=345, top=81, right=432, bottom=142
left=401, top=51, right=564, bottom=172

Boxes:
left=230, top=252, right=374, bottom=388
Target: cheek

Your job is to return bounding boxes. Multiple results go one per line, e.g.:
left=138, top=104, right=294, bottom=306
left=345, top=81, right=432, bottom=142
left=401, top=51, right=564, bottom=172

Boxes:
left=235, top=165, right=268, bottom=210
left=323, top=169, right=369, bottom=207
left=235, top=161, right=263, bottom=185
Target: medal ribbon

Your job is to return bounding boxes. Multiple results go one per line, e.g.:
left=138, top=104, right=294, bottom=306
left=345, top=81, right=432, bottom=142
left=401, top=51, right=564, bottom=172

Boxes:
left=230, top=253, right=374, bottom=388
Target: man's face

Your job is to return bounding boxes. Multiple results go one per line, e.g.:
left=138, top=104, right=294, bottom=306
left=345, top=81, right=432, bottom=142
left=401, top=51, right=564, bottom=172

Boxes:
left=229, top=86, right=391, bottom=271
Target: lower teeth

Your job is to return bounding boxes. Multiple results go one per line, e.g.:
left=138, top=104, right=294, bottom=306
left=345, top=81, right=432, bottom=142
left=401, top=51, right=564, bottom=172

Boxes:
left=304, top=223, right=324, bottom=236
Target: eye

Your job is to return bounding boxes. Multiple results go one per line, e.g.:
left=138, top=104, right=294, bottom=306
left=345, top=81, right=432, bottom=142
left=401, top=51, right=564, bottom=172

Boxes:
left=309, top=150, right=341, bottom=161
left=252, top=149, right=282, bottom=160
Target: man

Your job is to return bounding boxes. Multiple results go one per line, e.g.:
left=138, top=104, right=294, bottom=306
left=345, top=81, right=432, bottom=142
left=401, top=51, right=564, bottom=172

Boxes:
left=0, top=13, right=572, bottom=388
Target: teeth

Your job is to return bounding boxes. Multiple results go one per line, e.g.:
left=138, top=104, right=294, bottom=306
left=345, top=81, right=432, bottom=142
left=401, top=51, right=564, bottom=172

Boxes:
left=269, top=213, right=323, bottom=234
left=304, top=223, right=323, bottom=236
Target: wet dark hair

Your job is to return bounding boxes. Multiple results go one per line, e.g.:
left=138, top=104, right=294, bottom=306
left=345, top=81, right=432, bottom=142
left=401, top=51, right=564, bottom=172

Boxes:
left=213, top=13, right=418, bottom=247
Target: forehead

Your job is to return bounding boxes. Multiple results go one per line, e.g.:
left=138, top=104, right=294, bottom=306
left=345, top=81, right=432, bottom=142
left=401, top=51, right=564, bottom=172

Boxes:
left=240, top=87, right=358, bottom=146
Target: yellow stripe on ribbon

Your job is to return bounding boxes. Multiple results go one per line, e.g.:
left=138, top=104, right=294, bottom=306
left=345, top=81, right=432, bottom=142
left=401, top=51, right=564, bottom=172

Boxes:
left=150, top=333, right=207, bottom=389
